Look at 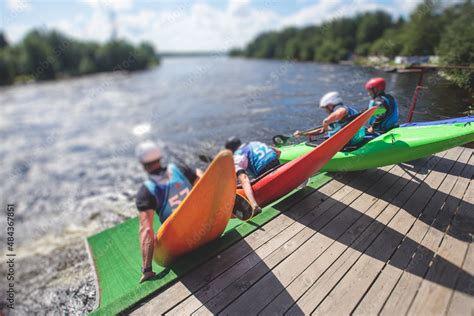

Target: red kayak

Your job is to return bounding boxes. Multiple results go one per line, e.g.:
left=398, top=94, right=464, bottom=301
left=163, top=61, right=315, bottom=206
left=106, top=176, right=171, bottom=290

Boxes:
left=236, top=107, right=378, bottom=208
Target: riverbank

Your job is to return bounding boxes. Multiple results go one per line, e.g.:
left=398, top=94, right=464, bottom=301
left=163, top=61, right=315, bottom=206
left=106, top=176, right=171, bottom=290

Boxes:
left=353, top=56, right=474, bottom=92
left=0, top=29, right=160, bottom=86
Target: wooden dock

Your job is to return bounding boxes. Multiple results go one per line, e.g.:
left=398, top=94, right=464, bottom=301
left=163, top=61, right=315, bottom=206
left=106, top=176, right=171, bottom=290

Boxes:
left=130, top=147, right=474, bottom=315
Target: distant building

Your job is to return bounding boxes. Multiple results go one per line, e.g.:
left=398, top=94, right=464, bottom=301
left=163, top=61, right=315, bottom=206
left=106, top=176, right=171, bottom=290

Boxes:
left=394, top=56, right=434, bottom=65
left=367, top=56, right=390, bottom=64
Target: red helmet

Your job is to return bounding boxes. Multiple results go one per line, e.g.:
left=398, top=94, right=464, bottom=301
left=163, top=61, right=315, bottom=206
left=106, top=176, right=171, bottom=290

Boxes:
left=365, top=77, right=386, bottom=91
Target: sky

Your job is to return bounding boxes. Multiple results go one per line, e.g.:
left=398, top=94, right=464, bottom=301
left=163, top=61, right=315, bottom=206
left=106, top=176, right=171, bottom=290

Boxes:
left=0, top=0, right=425, bottom=52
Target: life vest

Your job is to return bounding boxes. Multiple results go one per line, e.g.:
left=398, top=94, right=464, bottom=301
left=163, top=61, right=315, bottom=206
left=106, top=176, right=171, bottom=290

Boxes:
left=144, top=164, right=193, bottom=223
left=236, top=142, right=278, bottom=177
left=327, top=104, right=366, bottom=145
left=368, top=94, right=399, bottom=132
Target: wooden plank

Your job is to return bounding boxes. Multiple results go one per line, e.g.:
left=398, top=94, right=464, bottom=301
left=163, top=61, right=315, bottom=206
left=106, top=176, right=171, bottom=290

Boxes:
left=446, top=153, right=474, bottom=316
left=131, top=178, right=347, bottom=314
left=408, top=152, right=474, bottom=315
left=286, top=148, right=460, bottom=314
left=189, top=166, right=394, bottom=315
left=353, top=148, right=472, bottom=315
left=447, top=241, right=474, bottom=315
left=378, top=149, right=471, bottom=316
left=313, top=147, right=465, bottom=315
left=260, top=154, right=440, bottom=315
left=219, top=164, right=405, bottom=315
left=131, top=172, right=363, bottom=315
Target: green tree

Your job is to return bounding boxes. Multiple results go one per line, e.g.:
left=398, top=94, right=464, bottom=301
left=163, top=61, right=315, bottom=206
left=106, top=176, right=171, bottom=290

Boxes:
left=0, top=31, right=8, bottom=48
left=136, top=41, right=159, bottom=67
left=370, top=29, right=404, bottom=58
left=314, top=39, right=349, bottom=63
left=229, top=48, right=243, bottom=56
left=0, top=49, right=15, bottom=85
left=284, top=38, right=301, bottom=60
left=245, top=32, right=279, bottom=58
left=21, top=30, right=58, bottom=80
left=437, top=3, right=474, bottom=90
left=356, top=11, right=393, bottom=46
left=400, top=0, right=443, bottom=55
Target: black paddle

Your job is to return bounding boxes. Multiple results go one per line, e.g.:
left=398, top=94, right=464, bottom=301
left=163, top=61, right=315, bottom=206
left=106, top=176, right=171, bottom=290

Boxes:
left=272, top=125, right=324, bottom=146
left=198, top=153, right=213, bottom=163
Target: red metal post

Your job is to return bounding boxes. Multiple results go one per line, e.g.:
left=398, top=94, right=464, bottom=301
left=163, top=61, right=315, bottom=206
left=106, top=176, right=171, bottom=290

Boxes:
left=406, top=69, right=425, bottom=123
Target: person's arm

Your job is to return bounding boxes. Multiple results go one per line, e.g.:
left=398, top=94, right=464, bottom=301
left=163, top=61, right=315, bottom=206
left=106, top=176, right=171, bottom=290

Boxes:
left=238, top=172, right=260, bottom=211
left=195, top=168, right=204, bottom=180
left=304, top=127, right=325, bottom=136
left=294, top=126, right=325, bottom=137
left=138, top=210, right=156, bottom=283
left=322, top=107, right=348, bottom=131
left=234, top=154, right=260, bottom=210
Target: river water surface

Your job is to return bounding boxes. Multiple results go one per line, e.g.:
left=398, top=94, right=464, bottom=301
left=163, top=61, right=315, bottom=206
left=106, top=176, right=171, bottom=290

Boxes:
left=0, top=56, right=472, bottom=313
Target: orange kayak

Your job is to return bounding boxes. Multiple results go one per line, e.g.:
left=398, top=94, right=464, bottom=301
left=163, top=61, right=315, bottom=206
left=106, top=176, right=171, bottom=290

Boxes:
left=154, top=150, right=236, bottom=266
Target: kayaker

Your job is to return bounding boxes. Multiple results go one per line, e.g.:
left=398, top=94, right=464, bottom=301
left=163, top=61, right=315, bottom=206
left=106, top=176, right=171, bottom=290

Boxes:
left=225, top=137, right=281, bottom=214
left=135, top=141, right=203, bottom=283
left=365, top=77, right=399, bottom=133
left=294, top=91, right=365, bottom=145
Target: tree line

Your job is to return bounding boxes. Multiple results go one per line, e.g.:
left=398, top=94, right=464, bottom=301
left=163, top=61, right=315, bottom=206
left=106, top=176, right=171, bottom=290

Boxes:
left=230, top=0, right=473, bottom=90
left=0, top=29, right=160, bottom=86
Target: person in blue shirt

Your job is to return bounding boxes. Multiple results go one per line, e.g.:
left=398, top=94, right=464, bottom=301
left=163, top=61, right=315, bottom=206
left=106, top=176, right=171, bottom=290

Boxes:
left=225, top=137, right=281, bottom=215
left=294, top=91, right=365, bottom=146
left=134, top=141, right=203, bottom=283
left=365, top=77, right=399, bottom=134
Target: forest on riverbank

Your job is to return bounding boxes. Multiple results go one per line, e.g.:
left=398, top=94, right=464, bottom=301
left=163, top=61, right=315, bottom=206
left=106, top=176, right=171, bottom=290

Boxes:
left=0, top=29, right=159, bottom=86
left=230, top=0, right=474, bottom=90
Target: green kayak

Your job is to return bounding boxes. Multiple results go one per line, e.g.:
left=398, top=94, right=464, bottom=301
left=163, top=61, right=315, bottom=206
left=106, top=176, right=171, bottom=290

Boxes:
left=279, top=123, right=474, bottom=172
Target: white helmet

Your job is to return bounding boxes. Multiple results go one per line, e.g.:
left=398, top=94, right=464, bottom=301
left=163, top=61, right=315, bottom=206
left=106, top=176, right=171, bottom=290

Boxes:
left=135, top=141, right=162, bottom=164
left=320, top=91, right=342, bottom=108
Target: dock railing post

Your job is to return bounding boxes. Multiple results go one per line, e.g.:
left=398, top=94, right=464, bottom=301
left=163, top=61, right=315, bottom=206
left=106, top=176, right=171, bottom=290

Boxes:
left=406, top=68, right=425, bottom=123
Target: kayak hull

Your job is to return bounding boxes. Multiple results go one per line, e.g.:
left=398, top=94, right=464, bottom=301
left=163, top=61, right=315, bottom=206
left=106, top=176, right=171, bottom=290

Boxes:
left=237, top=107, right=378, bottom=206
left=279, top=123, right=474, bottom=172
left=154, top=150, right=236, bottom=266
left=400, top=115, right=474, bottom=127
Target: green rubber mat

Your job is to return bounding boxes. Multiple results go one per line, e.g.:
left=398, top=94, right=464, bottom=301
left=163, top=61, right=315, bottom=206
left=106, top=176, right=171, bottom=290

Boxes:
left=87, top=173, right=332, bottom=315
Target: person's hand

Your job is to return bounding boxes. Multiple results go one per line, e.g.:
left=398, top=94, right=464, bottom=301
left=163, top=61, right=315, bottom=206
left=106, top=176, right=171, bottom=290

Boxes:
left=139, top=271, right=156, bottom=283
left=367, top=126, right=374, bottom=134
left=316, top=127, right=326, bottom=134
left=293, top=130, right=302, bottom=137
left=252, top=204, right=262, bottom=216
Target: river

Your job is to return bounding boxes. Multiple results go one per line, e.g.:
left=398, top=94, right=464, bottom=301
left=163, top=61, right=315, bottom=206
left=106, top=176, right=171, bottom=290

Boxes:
left=0, top=56, right=471, bottom=313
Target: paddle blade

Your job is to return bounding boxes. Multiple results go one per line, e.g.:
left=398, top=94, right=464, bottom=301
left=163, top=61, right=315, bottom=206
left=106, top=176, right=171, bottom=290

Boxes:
left=198, top=154, right=213, bottom=163
left=273, top=134, right=290, bottom=146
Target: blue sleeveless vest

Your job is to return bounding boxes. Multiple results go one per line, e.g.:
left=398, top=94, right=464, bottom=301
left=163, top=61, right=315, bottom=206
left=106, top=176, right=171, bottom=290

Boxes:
left=236, top=142, right=278, bottom=177
left=327, top=104, right=366, bottom=145
left=368, top=94, right=399, bottom=132
left=144, top=164, right=193, bottom=223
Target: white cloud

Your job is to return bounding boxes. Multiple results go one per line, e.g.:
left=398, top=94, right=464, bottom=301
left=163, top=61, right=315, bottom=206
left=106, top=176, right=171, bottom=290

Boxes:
left=5, top=23, right=31, bottom=42
left=81, top=0, right=135, bottom=11
left=115, top=0, right=280, bottom=51
left=227, top=0, right=250, bottom=16
left=281, top=0, right=391, bottom=27
left=397, top=0, right=425, bottom=16
left=6, top=0, right=31, bottom=12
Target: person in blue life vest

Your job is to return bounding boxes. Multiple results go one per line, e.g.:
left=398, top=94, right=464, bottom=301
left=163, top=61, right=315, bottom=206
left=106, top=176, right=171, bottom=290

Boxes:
left=365, top=77, right=399, bottom=134
left=225, top=137, right=281, bottom=215
left=135, top=141, right=203, bottom=283
left=294, top=91, right=366, bottom=146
